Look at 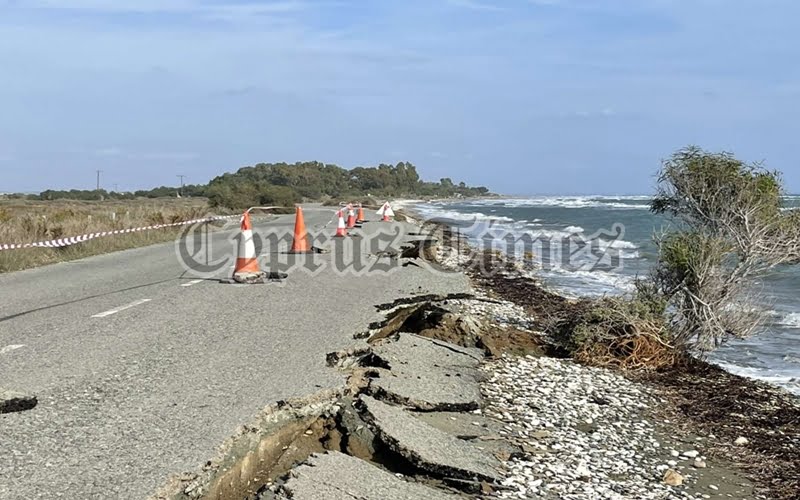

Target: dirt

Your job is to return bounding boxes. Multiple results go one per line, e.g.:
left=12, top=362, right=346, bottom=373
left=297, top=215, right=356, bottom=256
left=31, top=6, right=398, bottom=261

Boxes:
left=367, top=294, right=553, bottom=359
left=464, top=250, right=585, bottom=330
left=477, top=327, right=549, bottom=358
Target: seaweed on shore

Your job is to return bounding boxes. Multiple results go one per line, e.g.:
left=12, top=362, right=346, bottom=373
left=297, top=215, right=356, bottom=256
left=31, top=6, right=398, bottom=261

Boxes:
left=464, top=248, right=577, bottom=323
left=464, top=248, right=680, bottom=370
left=632, top=363, right=800, bottom=500
left=424, top=220, right=799, bottom=499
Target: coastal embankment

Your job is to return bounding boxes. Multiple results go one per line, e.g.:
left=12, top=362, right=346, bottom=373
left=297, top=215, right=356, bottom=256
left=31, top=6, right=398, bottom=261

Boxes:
left=148, top=208, right=797, bottom=500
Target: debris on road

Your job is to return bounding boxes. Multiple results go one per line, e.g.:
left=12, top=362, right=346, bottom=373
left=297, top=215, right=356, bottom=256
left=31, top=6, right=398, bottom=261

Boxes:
left=0, top=389, right=37, bottom=414
left=274, top=451, right=461, bottom=499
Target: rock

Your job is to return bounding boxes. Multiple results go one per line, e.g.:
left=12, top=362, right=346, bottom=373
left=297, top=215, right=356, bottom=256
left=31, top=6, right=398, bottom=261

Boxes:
left=457, top=315, right=483, bottom=338
left=276, top=452, right=458, bottom=499
left=663, top=469, right=684, bottom=486
left=670, top=450, right=680, bottom=457
left=357, top=396, right=501, bottom=482
left=338, top=397, right=378, bottom=460
left=709, top=485, right=719, bottom=491
left=693, top=458, right=707, bottom=469
left=734, top=436, right=749, bottom=446
left=367, top=334, right=484, bottom=412
left=0, top=389, right=38, bottom=414
left=682, top=450, right=699, bottom=458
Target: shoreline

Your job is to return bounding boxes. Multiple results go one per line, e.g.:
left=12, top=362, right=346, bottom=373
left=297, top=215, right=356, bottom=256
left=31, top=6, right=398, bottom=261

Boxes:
left=412, top=210, right=799, bottom=499
left=143, top=207, right=797, bottom=500
left=409, top=195, right=800, bottom=398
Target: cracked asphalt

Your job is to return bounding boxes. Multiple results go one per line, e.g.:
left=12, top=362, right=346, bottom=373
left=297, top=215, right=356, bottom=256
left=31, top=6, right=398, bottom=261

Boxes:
left=0, top=207, right=469, bottom=499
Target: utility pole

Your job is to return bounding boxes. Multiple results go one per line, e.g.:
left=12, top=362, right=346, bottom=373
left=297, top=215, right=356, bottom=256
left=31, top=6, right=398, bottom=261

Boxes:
left=177, top=174, right=186, bottom=197
left=96, top=170, right=103, bottom=190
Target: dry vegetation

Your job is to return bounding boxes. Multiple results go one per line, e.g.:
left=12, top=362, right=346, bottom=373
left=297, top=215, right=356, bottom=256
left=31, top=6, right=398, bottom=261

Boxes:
left=0, top=198, right=219, bottom=273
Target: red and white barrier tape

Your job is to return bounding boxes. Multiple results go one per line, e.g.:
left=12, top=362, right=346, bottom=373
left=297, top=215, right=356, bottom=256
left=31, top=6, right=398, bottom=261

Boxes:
left=0, top=215, right=239, bottom=251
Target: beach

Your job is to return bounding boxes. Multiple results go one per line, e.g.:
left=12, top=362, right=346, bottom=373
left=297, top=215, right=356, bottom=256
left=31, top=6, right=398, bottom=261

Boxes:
left=159, top=206, right=797, bottom=499
left=3, top=204, right=797, bottom=499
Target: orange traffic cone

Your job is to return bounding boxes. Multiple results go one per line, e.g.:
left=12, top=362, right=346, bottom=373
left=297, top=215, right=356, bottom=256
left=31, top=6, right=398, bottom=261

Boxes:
left=357, top=204, right=366, bottom=223
left=233, top=212, right=261, bottom=280
left=334, top=210, right=348, bottom=237
left=289, top=206, right=311, bottom=253
left=346, top=207, right=356, bottom=229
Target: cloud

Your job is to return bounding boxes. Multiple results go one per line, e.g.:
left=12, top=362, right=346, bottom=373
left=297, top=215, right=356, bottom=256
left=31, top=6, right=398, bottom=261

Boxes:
left=82, top=148, right=197, bottom=162
left=11, top=0, right=305, bottom=15
left=2, top=0, right=800, bottom=193
left=94, top=147, right=123, bottom=157
left=136, top=152, right=198, bottom=161
left=562, top=108, right=616, bottom=119
left=445, top=0, right=506, bottom=11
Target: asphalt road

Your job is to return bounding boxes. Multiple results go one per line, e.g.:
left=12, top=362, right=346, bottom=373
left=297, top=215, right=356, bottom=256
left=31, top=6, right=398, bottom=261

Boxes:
left=0, top=207, right=469, bottom=499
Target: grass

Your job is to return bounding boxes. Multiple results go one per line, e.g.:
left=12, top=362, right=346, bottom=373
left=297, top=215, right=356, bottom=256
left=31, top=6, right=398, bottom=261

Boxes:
left=0, top=198, right=225, bottom=273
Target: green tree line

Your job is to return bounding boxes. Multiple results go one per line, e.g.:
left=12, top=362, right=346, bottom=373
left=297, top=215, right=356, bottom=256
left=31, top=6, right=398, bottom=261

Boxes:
left=19, top=161, right=489, bottom=208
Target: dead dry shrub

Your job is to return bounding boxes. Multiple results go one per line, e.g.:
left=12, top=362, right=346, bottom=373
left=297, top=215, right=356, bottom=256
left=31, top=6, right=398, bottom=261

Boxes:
left=549, top=291, right=680, bottom=370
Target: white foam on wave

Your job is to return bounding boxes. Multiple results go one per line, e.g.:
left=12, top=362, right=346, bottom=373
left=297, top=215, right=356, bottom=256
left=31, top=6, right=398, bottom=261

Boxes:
left=415, top=208, right=515, bottom=224
left=777, top=312, right=800, bottom=328
left=784, top=355, right=800, bottom=365
left=541, top=268, right=636, bottom=298
left=480, top=196, right=652, bottom=210
left=595, top=239, right=638, bottom=250
left=714, top=362, right=800, bottom=395
left=564, top=225, right=584, bottom=234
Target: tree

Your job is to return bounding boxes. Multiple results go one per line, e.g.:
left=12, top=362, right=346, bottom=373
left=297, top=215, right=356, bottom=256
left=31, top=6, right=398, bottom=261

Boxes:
left=650, top=146, right=800, bottom=353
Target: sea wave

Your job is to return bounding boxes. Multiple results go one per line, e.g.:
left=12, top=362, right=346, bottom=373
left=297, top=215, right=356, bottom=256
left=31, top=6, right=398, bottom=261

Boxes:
left=540, top=268, right=636, bottom=298
left=595, top=239, right=638, bottom=250
left=415, top=208, right=515, bottom=224
left=784, top=355, right=800, bottom=365
left=714, top=362, right=800, bottom=396
left=776, top=312, right=800, bottom=328
left=470, top=196, right=652, bottom=210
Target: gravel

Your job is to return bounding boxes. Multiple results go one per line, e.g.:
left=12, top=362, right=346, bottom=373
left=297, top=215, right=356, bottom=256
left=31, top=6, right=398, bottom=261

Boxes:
left=481, top=355, right=702, bottom=500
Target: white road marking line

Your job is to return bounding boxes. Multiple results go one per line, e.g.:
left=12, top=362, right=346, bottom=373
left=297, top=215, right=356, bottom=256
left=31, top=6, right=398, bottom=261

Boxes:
left=0, top=344, right=25, bottom=355
left=91, top=299, right=152, bottom=318
left=180, top=279, right=204, bottom=287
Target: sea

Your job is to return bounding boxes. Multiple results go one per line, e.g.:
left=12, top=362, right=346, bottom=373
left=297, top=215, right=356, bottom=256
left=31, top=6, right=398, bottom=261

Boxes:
left=412, top=196, right=800, bottom=396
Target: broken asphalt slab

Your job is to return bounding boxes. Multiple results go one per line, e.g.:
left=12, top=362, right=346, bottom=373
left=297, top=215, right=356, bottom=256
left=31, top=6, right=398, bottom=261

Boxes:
left=356, top=396, right=502, bottom=483
left=275, top=452, right=463, bottom=500
left=367, top=333, right=484, bottom=412
left=0, top=389, right=37, bottom=414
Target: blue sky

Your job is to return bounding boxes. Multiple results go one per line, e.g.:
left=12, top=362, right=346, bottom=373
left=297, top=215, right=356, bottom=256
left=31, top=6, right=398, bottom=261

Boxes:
left=1, top=0, right=799, bottom=194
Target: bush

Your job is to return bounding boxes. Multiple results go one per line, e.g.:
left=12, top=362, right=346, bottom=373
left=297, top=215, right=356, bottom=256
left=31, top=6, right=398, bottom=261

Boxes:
left=551, top=286, right=677, bottom=370
left=258, top=185, right=302, bottom=207
left=649, top=146, right=799, bottom=354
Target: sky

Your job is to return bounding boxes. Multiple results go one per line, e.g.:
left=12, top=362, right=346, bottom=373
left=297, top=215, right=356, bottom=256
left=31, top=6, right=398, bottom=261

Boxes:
left=1, top=0, right=799, bottom=195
